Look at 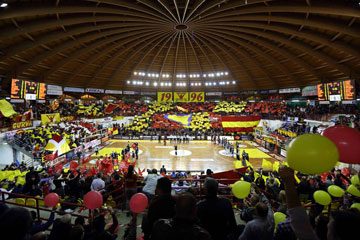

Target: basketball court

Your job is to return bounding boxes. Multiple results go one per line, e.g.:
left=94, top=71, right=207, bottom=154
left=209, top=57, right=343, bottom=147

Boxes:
left=90, top=140, right=281, bottom=173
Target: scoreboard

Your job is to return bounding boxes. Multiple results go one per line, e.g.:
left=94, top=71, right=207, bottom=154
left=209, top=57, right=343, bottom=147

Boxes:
left=11, top=78, right=47, bottom=100
left=317, top=80, right=355, bottom=101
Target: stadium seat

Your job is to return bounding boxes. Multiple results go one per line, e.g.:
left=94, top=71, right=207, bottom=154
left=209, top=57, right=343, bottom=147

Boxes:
left=15, top=198, right=26, bottom=205
left=26, top=198, right=37, bottom=207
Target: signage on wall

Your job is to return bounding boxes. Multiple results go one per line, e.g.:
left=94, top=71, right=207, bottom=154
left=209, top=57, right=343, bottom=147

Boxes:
left=105, top=90, right=122, bottom=94
left=279, top=88, right=301, bottom=94
left=86, top=88, right=104, bottom=94
left=206, top=92, right=222, bottom=96
left=64, top=87, right=84, bottom=93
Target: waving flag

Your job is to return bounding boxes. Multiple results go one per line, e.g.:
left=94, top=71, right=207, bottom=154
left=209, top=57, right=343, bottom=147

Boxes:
left=165, top=113, right=192, bottom=126
left=45, top=134, right=70, bottom=156
left=104, top=103, right=119, bottom=114
left=221, top=116, right=261, bottom=132
left=0, top=99, right=17, bottom=118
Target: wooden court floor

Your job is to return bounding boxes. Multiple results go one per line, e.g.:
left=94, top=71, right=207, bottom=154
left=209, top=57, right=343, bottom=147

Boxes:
left=94, top=140, right=281, bottom=173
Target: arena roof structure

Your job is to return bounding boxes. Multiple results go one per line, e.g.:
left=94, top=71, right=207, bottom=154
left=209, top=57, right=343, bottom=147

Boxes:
left=0, top=0, right=360, bottom=91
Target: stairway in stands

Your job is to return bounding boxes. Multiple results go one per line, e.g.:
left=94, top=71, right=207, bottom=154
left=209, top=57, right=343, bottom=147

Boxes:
left=7, top=139, right=41, bottom=167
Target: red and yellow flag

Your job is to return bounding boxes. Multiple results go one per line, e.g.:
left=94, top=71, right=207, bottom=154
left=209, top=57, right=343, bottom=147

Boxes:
left=221, top=116, right=261, bottom=132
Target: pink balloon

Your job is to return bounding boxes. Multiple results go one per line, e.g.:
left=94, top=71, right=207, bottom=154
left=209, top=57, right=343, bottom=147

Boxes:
left=323, top=125, right=360, bottom=164
left=84, top=191, right=103, bottom=210
left=44, top=193, right=59, bottom=207
left=130, top=193, right=148, bottom=213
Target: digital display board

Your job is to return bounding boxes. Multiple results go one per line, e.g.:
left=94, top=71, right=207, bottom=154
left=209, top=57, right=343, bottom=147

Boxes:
left=11, top=78, right=47, bottom=100
left=11, top=78, right=22, bottom=99
left=317, top=80, right=355, bottom=101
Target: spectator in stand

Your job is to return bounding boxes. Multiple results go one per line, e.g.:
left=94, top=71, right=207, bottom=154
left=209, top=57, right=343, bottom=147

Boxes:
left=297, top=176, right=311, bottom=204
left=197, top=177, right=237, bottom=240
left=91, top=173, right=105, bottom=193
left=152, top=193, right=212, bottom=240
left=142, top=177, right=176, bottom=240
left=0, top=207, right=33, bottom=240
left=238, top=183, right=274, bottom=240
left=279, top=166, right=360, bottom=240
left=31, top=207, right=56, bottom=235
left=125, top=165, right=138, bottom=214
left=142, top=169, right=162, bottom=203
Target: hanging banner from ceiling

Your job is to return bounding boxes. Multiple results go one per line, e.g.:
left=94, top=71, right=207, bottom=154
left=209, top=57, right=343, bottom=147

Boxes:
left=157, top=92, right=173, bottom=102
left=189, top=92, right=205, bottom=102
left=174, top=92, right=189, bottom=102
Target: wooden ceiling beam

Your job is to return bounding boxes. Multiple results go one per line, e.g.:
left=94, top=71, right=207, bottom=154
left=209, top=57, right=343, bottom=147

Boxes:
left=158, top=32, right=179, bottom=83
left=83, top=31, right=169, bottom=88
left=191, top=1, right=360, bottom=23
left=0, top=4, right=170, bottom=23
left=0, top=16, right=163, bottom=40
left=14, top=27, right=159, bottom=75
left=104, top=32, right=171, bottom=88
left=200, top=27, right=322, bottom=82
left=196, top=15, right=360, bottom=38
left=200, top=21, right=360, bottom=63
left=43, top=29, right=161, bottom=80
left=63, top=31, right=161, bottom=86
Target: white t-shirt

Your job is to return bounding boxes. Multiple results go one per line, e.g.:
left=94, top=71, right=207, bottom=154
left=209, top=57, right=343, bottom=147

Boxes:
left=142, top=174, right=162, bottom=195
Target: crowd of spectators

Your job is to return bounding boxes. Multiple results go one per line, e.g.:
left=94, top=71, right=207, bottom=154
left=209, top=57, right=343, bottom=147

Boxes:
left=1, top=162, right=359, bottom=240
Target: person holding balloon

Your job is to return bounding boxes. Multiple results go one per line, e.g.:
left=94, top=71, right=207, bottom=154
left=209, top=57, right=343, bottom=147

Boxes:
left=278, top=166, right=360, bottom=240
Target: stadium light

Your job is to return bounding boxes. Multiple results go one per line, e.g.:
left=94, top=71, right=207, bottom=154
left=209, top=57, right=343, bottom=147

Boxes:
left=1, top=3, right=8, bottom=7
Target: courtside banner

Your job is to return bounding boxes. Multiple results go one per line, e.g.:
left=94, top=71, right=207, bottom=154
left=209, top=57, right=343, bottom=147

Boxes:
left=174, top=92, right=189, bottom=102
left=41, top=113, right=61, bottom=125
left=221, top=116, right=261, bottom=132
left=157, top=92, right=173, bottom=102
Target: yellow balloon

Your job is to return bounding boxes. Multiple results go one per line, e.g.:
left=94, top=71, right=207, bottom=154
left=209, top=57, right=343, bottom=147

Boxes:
left=287, top=134, right=339, bottom=174
left=274, top=212, right=286, bottom=230
left=351, top=175, right=359, bottom=186
left=327, top=185, right=345, bottom=197
left=313, top=190, right=332, bottom=206
left=232, top=181, right=251, bottom=199
left=350, top=203, right=360, bottom=211
left=347, top=185, right=360, bottom=197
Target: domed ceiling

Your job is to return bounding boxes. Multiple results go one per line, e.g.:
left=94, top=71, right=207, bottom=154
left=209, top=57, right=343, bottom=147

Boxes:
left=0, top=0, right=359, bottom=91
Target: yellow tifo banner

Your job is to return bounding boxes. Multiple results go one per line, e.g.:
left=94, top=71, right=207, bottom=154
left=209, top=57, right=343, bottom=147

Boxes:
left=41, top=113, right=60, bottom=125
left=174, top=92, right=189, bottom=102
left=0, top=99, right=17, bottom=117
left=165, top=113, right=192, bottom=126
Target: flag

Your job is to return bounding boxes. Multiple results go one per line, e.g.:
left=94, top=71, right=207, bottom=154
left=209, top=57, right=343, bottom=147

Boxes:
left=273, top=161, right=280, bottom=172
left=45, top=134, right=70, bottom=156
left=165, top=113, right=192, bottom=126
left=50, top=100, right=59, bottom=110
left=0, top=99, right=17, bottom=118
left=221, top=116, right=261, bottom=132
left=104, top=103, right=119, bottom=114
left=262, top=159, right=273, bottom=169
left=175, top=106, right=189, bottom=113
left=41, top=113, right=60, bottom=125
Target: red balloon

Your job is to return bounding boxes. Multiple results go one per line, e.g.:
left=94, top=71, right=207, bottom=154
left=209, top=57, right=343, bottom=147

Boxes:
left=84, top=191, right=103, bottom=210
left=323, top=125, right=360, bottom=164
left=44, top=193, right=59, bottom=207
left=129, top=193, right=148, bottom=213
